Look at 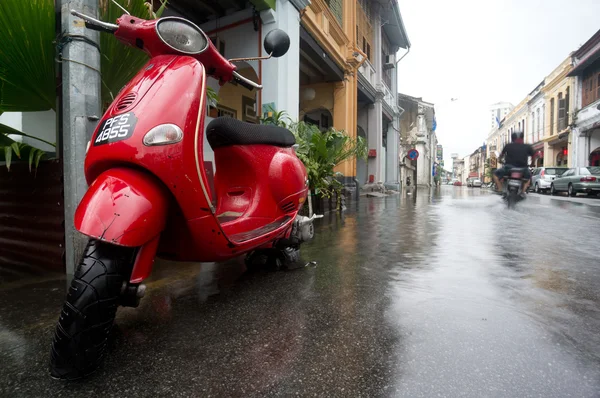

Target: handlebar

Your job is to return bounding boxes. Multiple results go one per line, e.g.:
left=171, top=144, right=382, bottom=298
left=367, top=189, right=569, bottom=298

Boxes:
left=71, top=10, right=118, bottom=33
left=232, top=71, right=262, bottom=90
left=71, top=10, right=263, bottom=90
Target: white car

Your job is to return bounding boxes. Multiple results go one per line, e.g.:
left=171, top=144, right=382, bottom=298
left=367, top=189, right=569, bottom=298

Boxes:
left=471, top=179, right=482, bottom=188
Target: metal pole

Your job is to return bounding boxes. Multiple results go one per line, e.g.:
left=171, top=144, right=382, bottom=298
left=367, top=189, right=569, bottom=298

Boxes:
left=60, top=0, right=102, bottom=285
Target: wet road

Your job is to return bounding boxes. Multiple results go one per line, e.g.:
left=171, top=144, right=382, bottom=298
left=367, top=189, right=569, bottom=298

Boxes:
left=1, top=186, right=600, bottom=397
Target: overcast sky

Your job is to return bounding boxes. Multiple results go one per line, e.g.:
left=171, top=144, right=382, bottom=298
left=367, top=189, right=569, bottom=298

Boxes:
left=396, top=0, right=600, bottom=171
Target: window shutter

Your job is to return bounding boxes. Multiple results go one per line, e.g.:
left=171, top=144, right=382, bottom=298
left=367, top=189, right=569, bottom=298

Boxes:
left=558, top=98, right=566, bottom=131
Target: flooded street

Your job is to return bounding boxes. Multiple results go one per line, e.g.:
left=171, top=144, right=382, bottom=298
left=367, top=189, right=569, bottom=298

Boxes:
left=1, top=186, right=600, bottom=397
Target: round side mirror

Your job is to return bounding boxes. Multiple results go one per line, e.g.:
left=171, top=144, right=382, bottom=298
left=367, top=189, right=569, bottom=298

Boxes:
left=264, top=29, right=290, bottom=58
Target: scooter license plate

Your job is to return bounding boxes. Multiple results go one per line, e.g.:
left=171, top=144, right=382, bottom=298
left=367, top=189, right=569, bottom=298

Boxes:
left=508, top=180, right=521, bottom=186
left=510, top=172, right=522, bottom=178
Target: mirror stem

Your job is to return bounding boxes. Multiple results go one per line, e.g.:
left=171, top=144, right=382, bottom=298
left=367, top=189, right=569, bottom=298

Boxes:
left=229, top=53, right=273, bottom=63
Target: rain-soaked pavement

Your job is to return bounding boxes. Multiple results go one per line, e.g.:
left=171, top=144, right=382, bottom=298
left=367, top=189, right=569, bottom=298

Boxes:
left=1, top=186, right=600, bottom=397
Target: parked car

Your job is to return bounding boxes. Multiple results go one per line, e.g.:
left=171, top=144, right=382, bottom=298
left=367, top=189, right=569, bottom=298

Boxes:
left=471, top=179, right=482, bottom=188
left=531, top=167, right=568, bottom=193
left=550, top=167, right=600, bottom=196
left=453, top=181, right=463, bottom=186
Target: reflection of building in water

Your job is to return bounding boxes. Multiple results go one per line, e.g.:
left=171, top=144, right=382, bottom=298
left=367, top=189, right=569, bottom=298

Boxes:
left=532, top=267, right=572, bottom=295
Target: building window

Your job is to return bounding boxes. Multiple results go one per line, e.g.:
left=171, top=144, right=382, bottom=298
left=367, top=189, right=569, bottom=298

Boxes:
left=565, top=87, right=570, bottom=126
left=325, top=0, right=343, bottom=27
left=536, top=109, right=541, bottom=142
left=381, top=34, right=392, bottom=88
left=550, top=98, right=555, bottom=135
left=558, top=92, right=566, bottom=131
left=356, top=0, right=373, bottom=62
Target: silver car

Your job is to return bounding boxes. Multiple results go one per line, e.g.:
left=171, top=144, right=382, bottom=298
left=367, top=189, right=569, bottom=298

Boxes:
left=531, top=167, right=567, bottom=194
left=550, top=167, right=600, bottom=196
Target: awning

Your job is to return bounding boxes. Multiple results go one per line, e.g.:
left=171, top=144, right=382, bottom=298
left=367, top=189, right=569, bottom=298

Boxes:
left=568, top=47, right=600, bottom=76
left=551, top=132, right=569, bottom=146
left=383, top=1, right=410, bottom=49
left=468, top=172, right=478, bottom=178
left=299, top=27, right=344, bottom=83
left=531, top=141, right=544, bottom=151
left=544, top=131, right=570, bottom=146
left=357, top=74, right=376, bottom=104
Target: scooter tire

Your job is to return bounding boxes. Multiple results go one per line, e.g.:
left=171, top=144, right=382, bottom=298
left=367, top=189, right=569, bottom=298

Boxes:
left=245, top=247, right=300, bottom=271
left=49, top=240, right=136, bottom=380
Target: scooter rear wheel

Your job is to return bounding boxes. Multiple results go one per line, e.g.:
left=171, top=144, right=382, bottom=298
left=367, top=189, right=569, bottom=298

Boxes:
left=49, top=240, right=136, bottom=380
left=245, top=247, right=300, bottom=271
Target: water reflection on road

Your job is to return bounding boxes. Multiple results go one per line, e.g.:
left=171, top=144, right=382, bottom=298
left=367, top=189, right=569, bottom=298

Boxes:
left=1, top=186, right=600, bottom=397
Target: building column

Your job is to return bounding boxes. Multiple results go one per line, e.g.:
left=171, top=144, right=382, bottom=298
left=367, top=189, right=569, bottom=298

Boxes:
left=415, top=142, right=428, bottom=187
left=333, top=74, right=358, bottom=179
left=366, top=99, right=383, bottom=182
left=260, top=0, right=301, bottom=121
left=385, top=118, right=399, bottom=189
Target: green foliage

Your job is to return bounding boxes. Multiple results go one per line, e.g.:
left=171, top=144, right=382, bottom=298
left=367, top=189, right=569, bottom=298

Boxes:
left=261, top=106, right=367, bottom=198
left=484, top=158, right=493, bottom=179
left=261, top=105, right=291, bottom=128
left=0, top=129, right=47, bottom=171
left=207, top=87, right=219, bottom=107
left=290, top=121, right=367, bottom=198
left=0, top=0, right=56, bottom=112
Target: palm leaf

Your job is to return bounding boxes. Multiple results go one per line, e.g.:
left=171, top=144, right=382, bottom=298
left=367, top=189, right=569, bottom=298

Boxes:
left=0, top=122, right=56, bottom=147
left=4, top=145, right=12, bottom=170
left=0, top=129, right=47, bottom=171
left=33, top=148, right=45, bottom=170
left=0, top=0, right=56, bottom=112
left=10, top=141, right=20, bottom=158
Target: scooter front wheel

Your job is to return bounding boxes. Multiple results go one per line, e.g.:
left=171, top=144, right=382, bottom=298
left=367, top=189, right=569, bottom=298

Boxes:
left=49, top=240, right=137, bottom=380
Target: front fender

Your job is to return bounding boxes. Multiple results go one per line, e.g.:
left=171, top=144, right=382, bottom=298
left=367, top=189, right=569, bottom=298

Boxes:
left=75, top=168, right=169, bottom=247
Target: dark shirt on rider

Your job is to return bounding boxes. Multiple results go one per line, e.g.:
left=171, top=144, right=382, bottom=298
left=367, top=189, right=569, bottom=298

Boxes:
left=500, top=143, right=534, bottom=167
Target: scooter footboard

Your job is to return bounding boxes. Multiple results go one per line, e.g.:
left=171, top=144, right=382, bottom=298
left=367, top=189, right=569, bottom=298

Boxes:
left=75, top=167, right=169, bottom=247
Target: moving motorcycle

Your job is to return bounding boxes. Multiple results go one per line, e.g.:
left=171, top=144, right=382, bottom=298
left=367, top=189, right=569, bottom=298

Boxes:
left=502, top=167, right=528, bottom=209
left=493, top=151, right=527, bottom=209
left=50, top=9, right=316, bottom=380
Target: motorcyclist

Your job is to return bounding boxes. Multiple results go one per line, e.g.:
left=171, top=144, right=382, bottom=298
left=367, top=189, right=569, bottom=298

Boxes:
left=492, top=131, right=534, bottom=196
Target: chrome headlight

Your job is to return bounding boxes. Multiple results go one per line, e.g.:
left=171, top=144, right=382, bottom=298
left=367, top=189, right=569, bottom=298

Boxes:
left=156, top=17, right=209, bottom=54
left=143, top=124, right=183, bottom=146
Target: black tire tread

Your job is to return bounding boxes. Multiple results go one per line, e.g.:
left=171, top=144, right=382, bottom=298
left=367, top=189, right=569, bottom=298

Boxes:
left=49, top=240, right=135, bottom=380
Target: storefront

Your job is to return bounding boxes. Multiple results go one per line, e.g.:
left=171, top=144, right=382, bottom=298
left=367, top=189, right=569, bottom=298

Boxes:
left=531, top=142, right=544, bottom=167
left=591, top=148, right=600, bottom=166
left=544, top=131, right=570, bottom=167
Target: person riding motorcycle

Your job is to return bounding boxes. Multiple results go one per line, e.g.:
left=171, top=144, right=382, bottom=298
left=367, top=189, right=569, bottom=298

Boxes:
left=492, top=131, right=534, bottom=196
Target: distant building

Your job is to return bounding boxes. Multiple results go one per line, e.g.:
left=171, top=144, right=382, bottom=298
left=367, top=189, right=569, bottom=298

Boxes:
left=398, top=93, right=436, bottom=188
left=490, top=102, right=514, bottom=129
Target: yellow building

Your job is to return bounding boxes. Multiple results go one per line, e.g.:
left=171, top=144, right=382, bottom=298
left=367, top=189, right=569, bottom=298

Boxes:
left=300, top=0, right=410, bottom=187
left=299, top=0, right=359, bottom=179
left=541, top=55, right=575, bottom=167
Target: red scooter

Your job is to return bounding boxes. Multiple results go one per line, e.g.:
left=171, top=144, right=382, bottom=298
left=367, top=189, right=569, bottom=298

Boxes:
left=50, top=10, right=317, bottom=380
